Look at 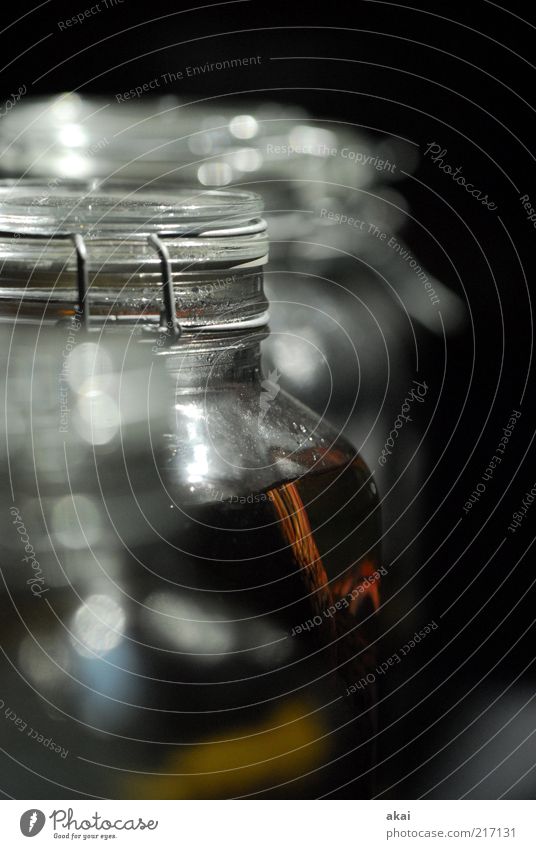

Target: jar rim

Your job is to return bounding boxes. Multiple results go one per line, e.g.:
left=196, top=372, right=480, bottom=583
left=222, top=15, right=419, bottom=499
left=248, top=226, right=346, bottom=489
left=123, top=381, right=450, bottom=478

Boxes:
left=0, top=179, right=265, bottom=238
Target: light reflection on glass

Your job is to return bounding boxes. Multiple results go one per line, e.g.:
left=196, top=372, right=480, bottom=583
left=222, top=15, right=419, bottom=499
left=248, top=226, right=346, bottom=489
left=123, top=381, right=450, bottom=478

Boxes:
left=230, top=147, right=263, bottom=173
left=268, top=332, right=327, bottom=389
left=229, top=114, right=259, bottom=139
left=174, top=402, right=205, bottom=420
left=197, top=161, right=233, bottom=186
left=70, top=594, right=126, bottom=658
left=187, top=443, right=209, bottom=484
left=144, top=592, right=235, bottom=659
left=57, top=124, right=87, bottom=148
left=75, top=390, right=120, bottom=445
left=55, top=153, right=92, bottom=178
left=18, top=632, right=71, bottom=689
left=51, top=494, right=103, bottom=550
left=288, top=124, right=338, bottom=154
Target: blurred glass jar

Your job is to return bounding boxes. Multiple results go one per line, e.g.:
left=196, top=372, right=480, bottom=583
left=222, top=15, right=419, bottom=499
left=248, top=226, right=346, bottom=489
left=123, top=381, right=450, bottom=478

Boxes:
left=0, top=93, right=412, bottom=270
left=0, top=180, right=381, bottom=799
left=0, top=94, right=426, bottom=418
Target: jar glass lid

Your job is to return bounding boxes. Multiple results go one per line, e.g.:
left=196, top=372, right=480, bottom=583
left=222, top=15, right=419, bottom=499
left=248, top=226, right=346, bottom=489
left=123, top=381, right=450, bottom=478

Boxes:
left=0, top=180, right=269, bottom=332
left=0, top=179, right=265, bottom=239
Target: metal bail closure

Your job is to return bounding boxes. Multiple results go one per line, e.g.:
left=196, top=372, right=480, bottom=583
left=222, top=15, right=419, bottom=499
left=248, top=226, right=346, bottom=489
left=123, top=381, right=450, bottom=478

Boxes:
left=147, top=233, right=181, bottom=346
left=71, top=233, right=89, bottom=331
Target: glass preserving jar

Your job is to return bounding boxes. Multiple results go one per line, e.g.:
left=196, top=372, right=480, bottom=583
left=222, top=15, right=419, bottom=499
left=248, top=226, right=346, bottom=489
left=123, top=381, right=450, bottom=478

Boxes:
left=0, top=180, right=381, bottom=799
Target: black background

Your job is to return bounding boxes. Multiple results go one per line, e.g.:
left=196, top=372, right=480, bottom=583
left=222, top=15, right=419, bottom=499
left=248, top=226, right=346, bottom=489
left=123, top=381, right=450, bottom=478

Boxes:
left=1, top=0, right=535, bottom=799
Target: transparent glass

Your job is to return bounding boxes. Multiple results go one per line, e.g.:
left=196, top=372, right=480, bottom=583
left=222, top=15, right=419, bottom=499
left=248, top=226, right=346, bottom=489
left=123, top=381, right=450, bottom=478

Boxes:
left=0, top=183, right=381, bottom=799
left=0, top=94, right=413, bottom=268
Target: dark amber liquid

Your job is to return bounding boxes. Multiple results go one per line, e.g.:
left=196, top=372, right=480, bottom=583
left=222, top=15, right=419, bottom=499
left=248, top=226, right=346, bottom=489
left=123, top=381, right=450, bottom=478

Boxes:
left=0, top=460, right=380, bottom=799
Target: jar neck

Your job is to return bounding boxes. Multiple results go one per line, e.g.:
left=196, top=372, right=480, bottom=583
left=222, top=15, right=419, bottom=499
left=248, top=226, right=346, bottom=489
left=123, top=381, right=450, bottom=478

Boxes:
left=156, top=328, right=267, bottom=390
left=0, top=273, right=269, bottom=389
left=0, top=267, right=269, bottom=331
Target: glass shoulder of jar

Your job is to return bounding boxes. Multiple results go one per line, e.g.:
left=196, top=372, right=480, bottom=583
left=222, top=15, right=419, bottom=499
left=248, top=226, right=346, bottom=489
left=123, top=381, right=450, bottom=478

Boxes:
left=166, top=385, right=367, bottom=502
